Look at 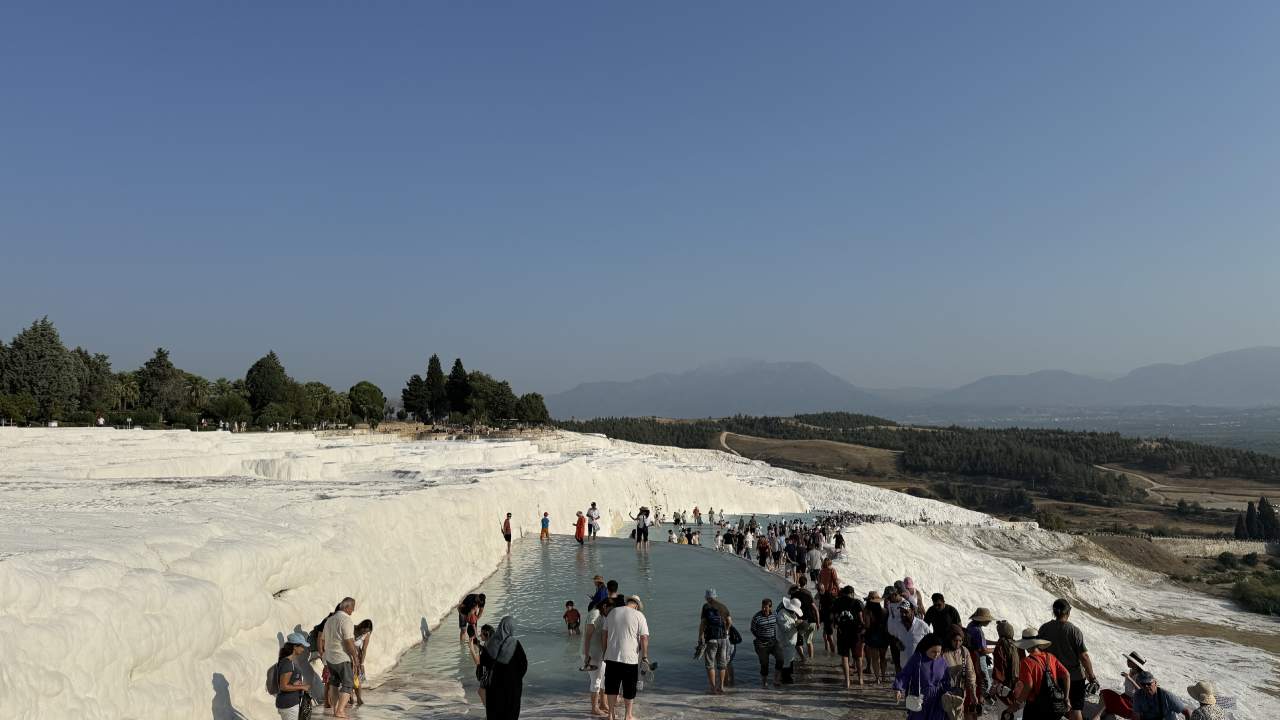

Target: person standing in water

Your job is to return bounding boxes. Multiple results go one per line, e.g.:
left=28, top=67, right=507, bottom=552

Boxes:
left=587, top=502, right=602, bottom=539
left=540, top=512, right=551, bottom=542
left=501, top=512, right=513, bottom=554
left=574, top=511, right=588, bottom=546
left=629, top=507, right=652, bottom=548
left=484, top=616, right=529, bottom=720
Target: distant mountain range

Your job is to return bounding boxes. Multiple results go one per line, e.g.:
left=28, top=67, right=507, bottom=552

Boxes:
left=546, top=348, right=1280, bottom=419
left=546, top=360, right=882, bottom=419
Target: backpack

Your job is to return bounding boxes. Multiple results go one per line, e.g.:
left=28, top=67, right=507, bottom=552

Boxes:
left=837, top=600, right=864, bottom=633
left=266, top=661, right=281, bottom=696
left=308, top=612, right=335, bottom=652
left=703, top=605, right=726, bottom=640
left=728, top=624, right=743, bottom=645
left=1029, top=655, right=1070, bottom=716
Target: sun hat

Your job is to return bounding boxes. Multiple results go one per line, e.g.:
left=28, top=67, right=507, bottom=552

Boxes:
left=783, top=597, right=802, bottom=614
left=865, top=590, right=882, bottom=602
left=1186, top=681, right=1216, bottom=705
left=1124, top=651, right=1146, bottom=668
left=576, top=510, right=583, bottom=516
left=627, top=595, right=644, bottom=611
left=969, top=607, right=995, bottom=622
left=705, top=588, right=717, bottom=599
left=1015, top=628, right=1051, bottom=650
left=285, top=631, right=310, bottom=648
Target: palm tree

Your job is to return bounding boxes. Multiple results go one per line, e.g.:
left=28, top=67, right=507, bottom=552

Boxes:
left=185, top=373, right=211, bottom=413
left=116, top=372, right=139, bottom=412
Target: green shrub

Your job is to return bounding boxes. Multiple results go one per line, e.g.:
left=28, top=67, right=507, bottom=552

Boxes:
left=168, top=411, right=199, bottom=430
left=107, top=410, right=161, bottom=426
left=1232, top=573, right=1280, bottom=615
left=1218, top=551, right=1239, bottom=569
left=1243, top=552, right=1261, bottom=567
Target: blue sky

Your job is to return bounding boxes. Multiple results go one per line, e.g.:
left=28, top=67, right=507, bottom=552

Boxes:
left=3, top=2, right=1279, bottom=395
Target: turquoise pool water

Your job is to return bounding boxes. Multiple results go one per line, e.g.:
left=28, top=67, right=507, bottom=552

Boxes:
left=361, top=535, right=789, bottom=718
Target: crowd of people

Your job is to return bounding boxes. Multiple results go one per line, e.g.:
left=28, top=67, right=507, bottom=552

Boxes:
left=266, top=504, right=1232, bottom=720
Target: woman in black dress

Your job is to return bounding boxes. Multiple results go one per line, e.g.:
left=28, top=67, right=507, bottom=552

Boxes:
left=484, top=615, right=528, bottom=720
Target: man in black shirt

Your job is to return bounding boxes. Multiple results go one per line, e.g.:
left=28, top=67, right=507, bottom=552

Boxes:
left=923, top=592, right=962, bottom=633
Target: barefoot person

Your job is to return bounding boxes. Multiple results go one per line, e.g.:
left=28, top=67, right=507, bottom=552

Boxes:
left=321, top=597, right=361, bottom=719
left=574, top=511, right=588, bottom=546
left=352, top=619, right=373, bottom=707
left=699, top=588, right=733, bottom=695
left=501, top=512, right=514, bottom=553
left=587, top=502, right=602, bottom=539
left=540, top=511, right=551, bottom=542
left=273, top=633, right=313, bottom=720
left=603, top=596, right=650, bottom=720
left=583, top=598, right=613, bottom=718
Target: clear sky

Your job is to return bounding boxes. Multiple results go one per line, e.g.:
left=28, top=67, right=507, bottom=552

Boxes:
left=3, top=2, right=1279, bottom=396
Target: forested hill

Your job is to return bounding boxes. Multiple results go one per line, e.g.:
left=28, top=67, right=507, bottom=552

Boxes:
left=554, top=414, right=1280, bottom=505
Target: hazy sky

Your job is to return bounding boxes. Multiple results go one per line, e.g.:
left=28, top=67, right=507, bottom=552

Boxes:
left=4, top=2, right=1279, bottom=396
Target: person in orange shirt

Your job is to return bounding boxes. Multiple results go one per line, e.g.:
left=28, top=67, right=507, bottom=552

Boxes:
left=817, top=558, right=842, bottom=654
left=573, top=511, right=588, bottom=546
left=1012, top=628, right=1072, bottom=720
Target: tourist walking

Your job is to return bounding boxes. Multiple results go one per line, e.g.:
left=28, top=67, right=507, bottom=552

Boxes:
left=832, top=585, right=865, bottom=688
left=1186, top=681, right=1223, bottom=720
left=792, top=578, right=819, bottom=660
left=629, top=507, right=652, bottom=548
left=817, top=558, right=841, bottom=654
left=893, top=634, right=952, bottom=720
left=1039, top=599, right=1098, bottom=720
left=587, top=502, right=601, bottom=539
left=699, top=588, right=733, bottom=695
left=574, top=511, right=587, bottom=545
left=964, top=607, right=994, bottom=699
left=540, top=512, right=551, bottom=541
left=501, top=512, right=514, bottom=553
left=863, top=590, right=890, bottom=684
left=1012, top=628, right=1071, bottom=720
left=583, top=595, right=613, bottom=718
left=903, top=576, right=927, bottom=615
left=750, top=598, right=785, bottom=687
left=484, top=616, right=529, bottom=720
left=321, top=597, right=361, bottom=719
left=991, top=620, right=1021, bottom=712
left=603, top=596, right=650, bottom=720
left=923, top=593, right=962, bottom=634
left=272, top=632, right=313, bottom=720
left=1131, top=671, right=1191, bottom=720
left=941, top=624, right=979, bottom=720
left=889, top=604, right=930, bottom=680
left=775, top=597, right=804, bottom=684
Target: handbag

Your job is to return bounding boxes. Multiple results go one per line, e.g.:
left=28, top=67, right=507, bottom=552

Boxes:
left=729, top=625, right=743, bottom=645
left=905, top=660, right=924, bottom=712
left=479, top=664, right=495, bottom=689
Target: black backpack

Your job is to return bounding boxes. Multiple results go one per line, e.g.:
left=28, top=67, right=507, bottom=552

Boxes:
left=308, top=611, right=336, bottom=650
left=703, top=605, right=726, bottom=640
left=1030, top=656, right=1070, bottom=717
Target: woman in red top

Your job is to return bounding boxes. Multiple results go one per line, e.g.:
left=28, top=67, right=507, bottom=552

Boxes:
left=573, top=511, right=587, bottom=546
left=817, top=558, right=841, bottom=654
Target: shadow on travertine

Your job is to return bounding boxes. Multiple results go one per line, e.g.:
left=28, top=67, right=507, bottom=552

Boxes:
left=211, top=673, right=249, bottom=720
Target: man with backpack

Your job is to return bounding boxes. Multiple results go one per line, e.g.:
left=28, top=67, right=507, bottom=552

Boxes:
left=1012, top=627, right=1072, bottom=720
left=831, top=585, right=865, bottom=688
left=698, top=588, right=734, bottom=695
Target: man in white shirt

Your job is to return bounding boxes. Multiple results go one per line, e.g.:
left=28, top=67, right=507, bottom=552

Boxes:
left=582, top=599, right=613, bottom=717
left=587, top=502, right=602, bottom=539
left=321, top=597, right=361, bottom=718
left=602, top=596, right=650, bottom=720
left=887, top=603, right=929, bottom=667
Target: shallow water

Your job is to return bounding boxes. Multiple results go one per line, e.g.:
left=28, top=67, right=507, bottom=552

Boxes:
left=358, top=535, right=790, bottom=718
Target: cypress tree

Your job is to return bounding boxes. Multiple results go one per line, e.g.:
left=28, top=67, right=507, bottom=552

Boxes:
left=425, top=354, right=447, bottom=421
left=1245, top=501, right=1261, bottom=540
left=445, top=359, right=471, bottom=416
left=1258, top=496, right=1280, bottom=541
left=1233, top=513, right=1248, bottom=540
left=401, top=374, right=428, bottom=420
left=138, top=348, right=187, bottom=419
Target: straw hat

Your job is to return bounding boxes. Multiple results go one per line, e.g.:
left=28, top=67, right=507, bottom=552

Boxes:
left=626, top=595, right=645, bottom=612
left=969, top=607, right=994, bottom=623
left=865, top=590, right=882, bottom=602
left=1015, top=627, right=1051, bottom=650
left=1186, top=681, right=1216, bottom=705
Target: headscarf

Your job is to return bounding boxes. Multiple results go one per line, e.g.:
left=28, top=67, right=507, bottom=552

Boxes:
left=486, top=615, right=518, bottom=664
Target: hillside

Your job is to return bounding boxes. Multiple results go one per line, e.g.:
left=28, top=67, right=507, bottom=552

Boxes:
left=934, top=347, right=1280, bottom=407
left=546, top=360, right=885, bottom=419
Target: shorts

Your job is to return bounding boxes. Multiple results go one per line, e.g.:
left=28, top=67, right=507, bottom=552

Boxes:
left=589, top=660, right=607, bottom=692
left=809, top=569, right=820, bottom=582
left=837, top=630, right=864, bottom=658
left=568, top=621, right=581, bottom=630
left=458, top=613, right=468, bottom=630
left=635, top=526, right=649, bottom=542
left=703, top=638, right=731, bottom=670
left=604, top=661, right=639, bottom=699
left=324, top=660, right=355, bottom=694
left=503, top=533, right=512, bottom=543
left=1069, top=677, right=1086, bottom=711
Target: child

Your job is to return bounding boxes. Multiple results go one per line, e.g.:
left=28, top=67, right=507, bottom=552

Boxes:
left=564, top=600, right=581, bottom=635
